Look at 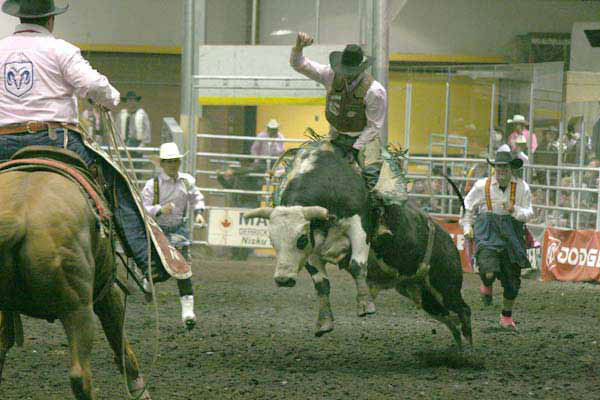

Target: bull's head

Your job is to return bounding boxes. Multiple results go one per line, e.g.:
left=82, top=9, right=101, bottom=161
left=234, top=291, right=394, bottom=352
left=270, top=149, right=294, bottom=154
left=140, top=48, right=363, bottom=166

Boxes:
left=245, top=205, right=329, bottom=287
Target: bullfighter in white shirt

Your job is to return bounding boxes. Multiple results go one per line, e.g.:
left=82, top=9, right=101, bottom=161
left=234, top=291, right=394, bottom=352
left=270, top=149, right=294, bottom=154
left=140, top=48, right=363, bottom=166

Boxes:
left=142, top=143, right=205, bottom=328
left=461, top=147, right=534, bottom=330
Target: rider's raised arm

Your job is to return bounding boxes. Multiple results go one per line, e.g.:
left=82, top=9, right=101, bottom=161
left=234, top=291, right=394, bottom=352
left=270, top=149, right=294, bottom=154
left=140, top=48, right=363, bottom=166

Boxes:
left=353, top=80, right=387, bottom=150
left=290, top=47, right=334, bottom=87
left=56, top=41, right=120, bottom=109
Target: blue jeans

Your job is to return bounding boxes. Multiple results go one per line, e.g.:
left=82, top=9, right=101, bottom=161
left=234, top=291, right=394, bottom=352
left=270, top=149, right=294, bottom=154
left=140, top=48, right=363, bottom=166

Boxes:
left=0, top=129, right=155, bottom=271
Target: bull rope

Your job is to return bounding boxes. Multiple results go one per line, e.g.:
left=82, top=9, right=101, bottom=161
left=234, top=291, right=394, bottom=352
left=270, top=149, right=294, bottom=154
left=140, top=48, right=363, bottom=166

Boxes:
left=99, top=106, right=160, bottom=399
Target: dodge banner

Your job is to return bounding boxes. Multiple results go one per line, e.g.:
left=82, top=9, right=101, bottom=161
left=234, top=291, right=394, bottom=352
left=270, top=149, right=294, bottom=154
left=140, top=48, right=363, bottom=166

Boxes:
left=541, top=227, right=600, bottom=282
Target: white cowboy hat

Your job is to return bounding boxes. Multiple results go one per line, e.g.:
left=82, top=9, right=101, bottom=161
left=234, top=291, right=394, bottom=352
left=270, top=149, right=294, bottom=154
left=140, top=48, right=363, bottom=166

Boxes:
left=159, top=142, right=187, bottom=159
left=267, top=119, right=279, bottom=129
left=507, top=114, right=529, bottom=126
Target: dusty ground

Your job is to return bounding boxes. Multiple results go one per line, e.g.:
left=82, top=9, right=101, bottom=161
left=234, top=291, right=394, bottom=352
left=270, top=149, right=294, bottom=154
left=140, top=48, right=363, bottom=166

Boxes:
left=1, top=253, right=600, bottom=400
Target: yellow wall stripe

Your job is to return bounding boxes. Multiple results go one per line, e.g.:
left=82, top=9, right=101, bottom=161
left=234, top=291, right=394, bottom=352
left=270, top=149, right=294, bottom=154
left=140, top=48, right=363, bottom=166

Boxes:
left=390, top=53, right=505, bottom=64
left=198, top=97, right=326, bottom=105
left=75, top=43, right=182, bottom=55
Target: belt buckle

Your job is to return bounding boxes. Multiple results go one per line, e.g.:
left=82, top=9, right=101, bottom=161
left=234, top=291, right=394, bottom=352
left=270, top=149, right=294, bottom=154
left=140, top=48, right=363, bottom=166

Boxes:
left=26, top=121, right=38, bottom=133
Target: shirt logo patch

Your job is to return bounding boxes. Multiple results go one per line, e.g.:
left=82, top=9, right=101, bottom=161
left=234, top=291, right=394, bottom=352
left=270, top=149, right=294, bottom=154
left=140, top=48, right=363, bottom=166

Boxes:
left=3, top=52, right=34, bottom=97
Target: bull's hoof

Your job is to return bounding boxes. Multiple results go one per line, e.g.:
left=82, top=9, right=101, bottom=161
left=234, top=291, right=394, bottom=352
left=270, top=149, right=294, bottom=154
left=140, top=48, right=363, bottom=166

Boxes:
left=315, top=319, right=334, bottom=337
left=129, top=377, right=152, bottom=400
left=357, top=301, right=377, bottom=317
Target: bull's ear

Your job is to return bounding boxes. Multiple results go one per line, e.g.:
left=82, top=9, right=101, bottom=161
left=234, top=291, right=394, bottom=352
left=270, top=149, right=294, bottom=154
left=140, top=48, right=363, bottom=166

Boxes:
left=302, top=206, right=328, bottom=220
left=244, top=207, right=274, bottom=219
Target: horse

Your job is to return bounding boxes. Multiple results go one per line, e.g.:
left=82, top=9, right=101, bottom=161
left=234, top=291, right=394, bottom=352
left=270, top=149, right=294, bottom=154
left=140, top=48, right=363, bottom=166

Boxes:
left=0, top=166, right=151, bottom=400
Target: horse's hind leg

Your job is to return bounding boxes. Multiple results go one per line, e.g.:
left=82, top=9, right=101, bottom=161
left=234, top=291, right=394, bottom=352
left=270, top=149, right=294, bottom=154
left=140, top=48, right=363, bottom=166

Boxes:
left=0, top=311, right=16, bottom=385
left=61, top=305, right=96, bottom=400
left=94, top=285, right=151, bottom=400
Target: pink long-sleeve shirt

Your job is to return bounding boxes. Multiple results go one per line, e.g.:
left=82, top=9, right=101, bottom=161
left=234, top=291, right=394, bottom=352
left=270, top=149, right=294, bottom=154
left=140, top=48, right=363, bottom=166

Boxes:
left=250, top=131, right=285, bottom=157
left=290, top=48, right=387, bottom=150
left=508, top=129, right=537, bottom=154
left=0, top=24, right=119, bottom=126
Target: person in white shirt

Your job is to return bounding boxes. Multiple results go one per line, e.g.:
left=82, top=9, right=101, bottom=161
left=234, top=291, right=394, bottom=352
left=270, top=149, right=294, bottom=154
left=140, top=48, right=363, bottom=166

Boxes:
left=142, top=143, right=204, bottom=329
left=460, top=148, right=533, bottom=330
left=290, top=32, right=404, bottom=205
left=0, top=0, right=193, bottom=327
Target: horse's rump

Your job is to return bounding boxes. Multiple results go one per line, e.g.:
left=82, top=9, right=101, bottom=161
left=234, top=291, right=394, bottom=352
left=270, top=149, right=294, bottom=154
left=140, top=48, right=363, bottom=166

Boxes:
left=0, top=170, right=113, bottom=319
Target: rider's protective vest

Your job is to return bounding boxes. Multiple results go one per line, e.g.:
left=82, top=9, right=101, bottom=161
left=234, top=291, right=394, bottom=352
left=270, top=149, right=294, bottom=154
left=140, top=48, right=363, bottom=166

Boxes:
left=325, top=73, right=374, bottom=132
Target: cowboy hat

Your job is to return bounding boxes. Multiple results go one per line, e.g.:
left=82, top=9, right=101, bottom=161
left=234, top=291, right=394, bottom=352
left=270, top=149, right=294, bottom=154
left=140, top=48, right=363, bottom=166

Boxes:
left=2, top=0, right=68, bottom=17
left=486, top=150, right=523, bottom=169
left=507, top=114, right=529, bottom=126
left=266, top=119, right=279, bottom=129
left=121, top=91, right=142, bottom=102
left=329, top=44, right=373, bottom=76
left=159, top=142, right=187, bottom=160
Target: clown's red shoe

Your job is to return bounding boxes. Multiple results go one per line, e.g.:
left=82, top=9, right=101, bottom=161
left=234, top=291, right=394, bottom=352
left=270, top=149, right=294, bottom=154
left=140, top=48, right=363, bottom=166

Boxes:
left=480, top=283, right=493, bottom=306
left=500, top=315, right=517, bottom=330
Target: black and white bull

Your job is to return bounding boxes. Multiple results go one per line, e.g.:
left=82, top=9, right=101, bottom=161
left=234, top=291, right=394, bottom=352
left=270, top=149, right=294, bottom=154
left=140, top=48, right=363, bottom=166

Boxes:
left=246, top=141, right=378, bottom=336
left=367, top=201, right=473, bottom=348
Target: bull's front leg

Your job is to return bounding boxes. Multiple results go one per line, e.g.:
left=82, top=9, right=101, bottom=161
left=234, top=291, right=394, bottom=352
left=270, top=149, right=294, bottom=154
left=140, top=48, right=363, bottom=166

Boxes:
left=347, top=215, right=376, bottom=317
left=305, top=255, right=334, bottom=337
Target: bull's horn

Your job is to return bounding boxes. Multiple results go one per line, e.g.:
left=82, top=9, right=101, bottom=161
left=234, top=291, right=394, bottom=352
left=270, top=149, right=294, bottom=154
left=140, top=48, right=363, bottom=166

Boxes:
left=244, top=207, right=274, bottom=219
left=302, top=206, right=329, bottom=220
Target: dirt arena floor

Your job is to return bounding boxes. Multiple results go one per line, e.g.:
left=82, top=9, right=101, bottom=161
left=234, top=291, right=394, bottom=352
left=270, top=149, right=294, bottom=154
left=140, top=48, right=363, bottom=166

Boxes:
left=2, top=251, right=600, bottom=400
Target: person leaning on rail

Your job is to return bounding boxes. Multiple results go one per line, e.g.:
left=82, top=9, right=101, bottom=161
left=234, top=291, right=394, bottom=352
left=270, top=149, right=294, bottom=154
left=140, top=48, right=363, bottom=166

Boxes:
left=0, top=0, right=196, bottom=329
left=460, top=146, right=534, bottom=330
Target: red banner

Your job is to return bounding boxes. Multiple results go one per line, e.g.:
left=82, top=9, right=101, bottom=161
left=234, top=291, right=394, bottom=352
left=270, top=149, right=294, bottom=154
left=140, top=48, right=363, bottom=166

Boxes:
left=432, top=217, right=474, bottom=273
left=541, top=228, right=600, bottom=282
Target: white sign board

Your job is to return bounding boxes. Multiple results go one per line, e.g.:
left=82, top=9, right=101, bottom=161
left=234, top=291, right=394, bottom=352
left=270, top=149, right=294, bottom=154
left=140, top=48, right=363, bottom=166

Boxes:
left=208, top=208, right=272, bottom=248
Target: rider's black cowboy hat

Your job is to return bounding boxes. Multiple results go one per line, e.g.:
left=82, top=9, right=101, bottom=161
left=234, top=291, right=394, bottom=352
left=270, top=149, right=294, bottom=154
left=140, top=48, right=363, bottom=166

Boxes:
left=121, top=91, right=142, bottom=102
left=2, top=0, right=68, bottom=18
left=486, top=148, right=523, bottom=169
left=329, top=44, right=373, bottom=76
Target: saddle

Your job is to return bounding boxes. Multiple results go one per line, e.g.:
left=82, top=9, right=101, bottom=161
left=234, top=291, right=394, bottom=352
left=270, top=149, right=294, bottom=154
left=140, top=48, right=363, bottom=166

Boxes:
left=0, top=146, right=111, bottom=223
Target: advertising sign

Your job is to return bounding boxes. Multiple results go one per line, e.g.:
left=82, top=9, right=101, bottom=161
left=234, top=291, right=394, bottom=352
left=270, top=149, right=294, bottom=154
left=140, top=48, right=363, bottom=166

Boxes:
left=541, top=228, right=600, bottom=282
left=208, top=208, right=271, bottom=248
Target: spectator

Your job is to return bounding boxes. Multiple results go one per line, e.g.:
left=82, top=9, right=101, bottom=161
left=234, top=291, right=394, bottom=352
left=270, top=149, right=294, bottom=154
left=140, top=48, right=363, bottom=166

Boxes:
left=217, top=157, right=265, bottom=260
left=81, top=98, right=106, bottom=144
left=141, top=142, right=205, bottom=328
left=508, top=114, right=537, bottom=154
left=117, top=91, right=151, bottom=147
left=251, top=119, right=285, bottom=161
left=592, top=102, right=600, bottom=160
left=539, top=127, right=561, bottom=153
left=563, top=125, right=590, bottom=164
left=490, top=127, right=505, bottom=152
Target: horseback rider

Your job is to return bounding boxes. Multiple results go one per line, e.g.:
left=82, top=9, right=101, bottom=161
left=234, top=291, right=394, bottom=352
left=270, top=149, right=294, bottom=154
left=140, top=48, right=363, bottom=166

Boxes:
left=290, top=32, right=404, bottom=204
left=142, top=142, right=205, bottom=328
left=0, top=0, right=195, bottom=328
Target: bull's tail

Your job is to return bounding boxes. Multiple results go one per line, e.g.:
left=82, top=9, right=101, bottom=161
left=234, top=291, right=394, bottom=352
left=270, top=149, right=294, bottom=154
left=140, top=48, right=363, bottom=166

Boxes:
left=443, top=174, right=466, bottom=213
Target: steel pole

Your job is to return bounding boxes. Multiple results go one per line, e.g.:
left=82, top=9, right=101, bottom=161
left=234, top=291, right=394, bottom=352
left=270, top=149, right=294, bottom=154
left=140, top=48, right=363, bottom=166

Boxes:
left=372, top=0, right=389, bottom=145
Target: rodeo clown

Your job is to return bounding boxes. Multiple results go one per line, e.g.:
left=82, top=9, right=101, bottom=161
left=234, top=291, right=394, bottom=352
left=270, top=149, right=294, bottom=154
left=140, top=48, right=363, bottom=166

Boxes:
left=0, top=0, right=195, bottom=328
left=290, top=32, right=405, bottom=205
left=142, top=142, right=205, bottom=328
left=460, top=145, right=534, bottom=330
